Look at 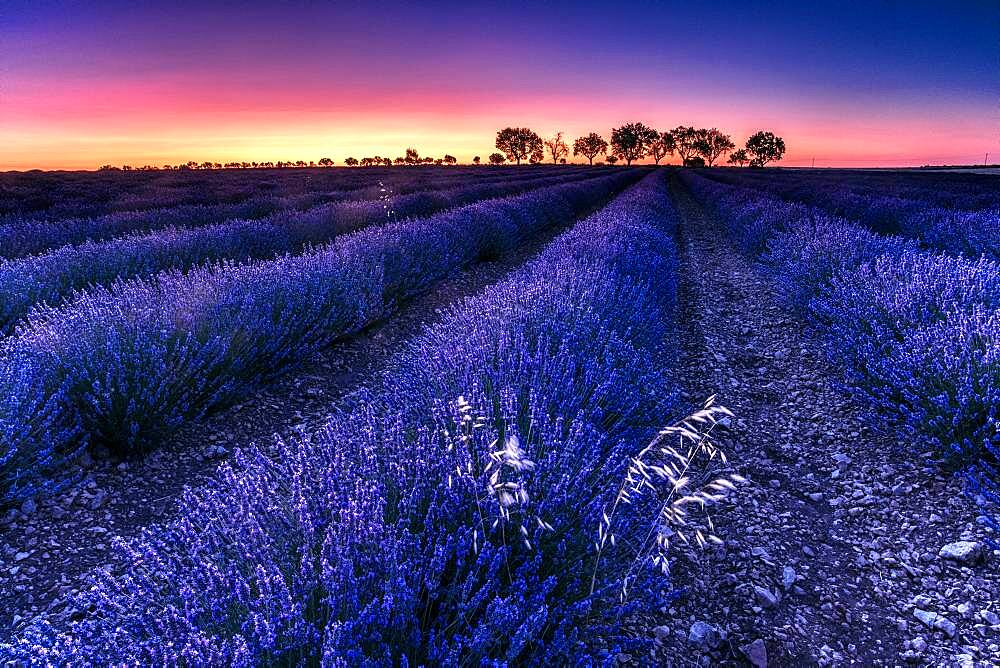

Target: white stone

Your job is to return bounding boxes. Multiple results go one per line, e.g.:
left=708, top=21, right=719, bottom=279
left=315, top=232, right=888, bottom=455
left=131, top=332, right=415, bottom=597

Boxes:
left=938, top=541, right=983, bottom=565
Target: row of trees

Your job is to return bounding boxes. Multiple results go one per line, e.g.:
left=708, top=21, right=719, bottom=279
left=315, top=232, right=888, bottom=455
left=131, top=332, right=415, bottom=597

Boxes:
left=494, top=125, right=786, bottom=167
left=343, top=148, right=459, bottom=167
left=99, top=160, right=335, bottom=171
left=97, top=126, right=786, bottom=171
left=98, top=150, right=463, bottom=171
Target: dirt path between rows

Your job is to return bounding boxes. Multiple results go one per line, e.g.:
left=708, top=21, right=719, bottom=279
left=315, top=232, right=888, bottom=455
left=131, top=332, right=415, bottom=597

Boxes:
left=0, top=214, right=581, bottom=638
left=651, top=176, right=999, bottom=666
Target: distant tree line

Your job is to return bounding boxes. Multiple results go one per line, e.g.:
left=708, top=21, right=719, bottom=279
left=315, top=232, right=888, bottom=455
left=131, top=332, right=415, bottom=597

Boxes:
left=99, top=149, right=460, bottom=172
left=496, top=125, right=786, bottom=167
left=97, top=126, right=785, bottom=171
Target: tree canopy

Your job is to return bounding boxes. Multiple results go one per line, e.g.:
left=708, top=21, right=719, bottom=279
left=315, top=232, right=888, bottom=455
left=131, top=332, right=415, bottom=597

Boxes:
left=727, top=149, right=749, bottom=167
left=544, top=132, right=569, bottom=164
left=671, top=126, right=702, bottom=165
left=648, top=132, right=677, bottom=165
left=694, top=128, right=735, bottom=167
left=573, top=133, right=609, bottom=165
left=610, top=122, right=659, bottom=166
left=745, top=131, right=786, bottom=167
left=495, top=127, right=543, bottom=165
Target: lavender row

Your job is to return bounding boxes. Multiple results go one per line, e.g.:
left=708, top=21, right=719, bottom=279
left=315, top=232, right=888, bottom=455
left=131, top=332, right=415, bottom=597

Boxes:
left=0, top=166, right=599, bottom=260
left=0, top=192, right=350, bottom=260
left=701, top=170, right=1000, bottom=259
left=0, top=171, right=640, bottom=505
left=0, top=170, right=613, bottom=336
left=684, top=172, right=999, bottom=514
left=705, top=169, right=1000, bottom=212
left=1, top=164, right=588, bottom=221
left=3, top=172, right=683, bottom=664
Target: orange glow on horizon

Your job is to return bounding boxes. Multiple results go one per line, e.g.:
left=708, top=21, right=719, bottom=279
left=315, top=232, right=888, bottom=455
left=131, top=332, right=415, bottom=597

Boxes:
left=3, top=74, right=996, bottom=171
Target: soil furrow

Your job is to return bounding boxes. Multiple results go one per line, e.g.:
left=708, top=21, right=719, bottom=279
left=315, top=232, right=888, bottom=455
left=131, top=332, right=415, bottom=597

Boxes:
left=653, top=176, right=998, bottom=666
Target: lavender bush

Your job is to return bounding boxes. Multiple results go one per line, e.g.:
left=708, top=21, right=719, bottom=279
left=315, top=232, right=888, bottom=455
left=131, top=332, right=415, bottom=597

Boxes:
left=811, top=252, right=1000, bottom=463
left=761, top=217, right=917, bottom=308
left=908, top=207, right=1000, bottom=259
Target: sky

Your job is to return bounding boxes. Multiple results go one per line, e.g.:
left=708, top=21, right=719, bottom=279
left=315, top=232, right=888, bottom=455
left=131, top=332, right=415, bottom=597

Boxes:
left=1, top=0, right=998, bottom=170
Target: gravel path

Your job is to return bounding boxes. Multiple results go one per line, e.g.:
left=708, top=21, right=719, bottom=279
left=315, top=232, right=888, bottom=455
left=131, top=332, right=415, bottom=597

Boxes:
left=652, top=176, right=999, bottom=667
left=0, top=216, right=579, bottom=637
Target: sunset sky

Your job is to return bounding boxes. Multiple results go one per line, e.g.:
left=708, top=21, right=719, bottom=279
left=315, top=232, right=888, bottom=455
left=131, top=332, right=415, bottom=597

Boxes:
left=3, top=0, right=997, bottom=170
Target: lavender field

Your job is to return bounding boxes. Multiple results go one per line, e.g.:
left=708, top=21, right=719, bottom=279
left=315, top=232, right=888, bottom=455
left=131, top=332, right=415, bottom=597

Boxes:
left=0, top=164, right=998, bottom=665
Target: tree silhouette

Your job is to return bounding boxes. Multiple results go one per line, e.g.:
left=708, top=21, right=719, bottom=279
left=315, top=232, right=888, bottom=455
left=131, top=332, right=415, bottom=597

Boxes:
left=317, top=158, right=334, bottom=167
left=443, top=154, right=457, bottom=165
left=648, top=131, right=677, bottom=165
left=694, top=128, right=735, bottom=167
left=382, top=158, right=393, bottom=167
left=573, top=133, right=609, bottom=165
left=745, top=131, right=786, bottom=167
left=495, top=127, right=543, bottom=165
left=488, top=152, right=506, bottom=165
left=727, top=149, right=749, bottom=167
left=473, top=156, right=481, bottom=164
left=611, top=122, right=659, bottom=166
left=671, top=126, right=703, bottom=166
left=345, top=157, right=359, bottom=166
left=405, top=147, right=420, bottom=165
left=394, top=157, right=406, bottom=165
left=605, top=155, right=618, bottom=165
left=544, top=132, right=569, bottom=164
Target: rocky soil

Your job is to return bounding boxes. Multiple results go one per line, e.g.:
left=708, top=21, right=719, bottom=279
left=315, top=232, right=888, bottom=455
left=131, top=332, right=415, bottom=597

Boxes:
left=0, top=218, right=574, bottom=638
left=649, top=177, right=999, bottom=666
